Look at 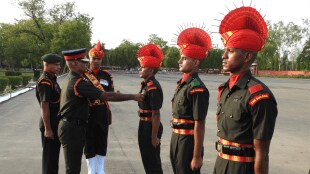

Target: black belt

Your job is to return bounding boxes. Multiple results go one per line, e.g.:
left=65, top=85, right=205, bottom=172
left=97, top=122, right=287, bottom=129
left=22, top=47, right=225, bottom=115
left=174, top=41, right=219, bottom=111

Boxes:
left=62, top=117, right=87, bottom=126
left=138, top=112, right=152, bottom=117
left=215, top=141, right=255, bottom=157
left=170, top=121, right=195, bottom=130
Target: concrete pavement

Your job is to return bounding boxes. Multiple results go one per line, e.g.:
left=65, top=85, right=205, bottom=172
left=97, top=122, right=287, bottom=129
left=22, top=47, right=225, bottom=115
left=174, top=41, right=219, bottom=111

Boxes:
left=0, top=72, right=309, bottom=173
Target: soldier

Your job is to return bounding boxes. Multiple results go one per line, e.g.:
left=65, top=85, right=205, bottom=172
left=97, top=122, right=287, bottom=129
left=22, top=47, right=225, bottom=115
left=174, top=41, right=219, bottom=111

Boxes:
left=36, top=54, right=62, bottom=174
left=213, top=5, right=278, bottom=174
left=58, top=48, right=143, bottom=174
left=136, top=44, right=164, bottom=174
left=170, top=27, right=212, bottom=174
left=84, top=41, right=114, bottom=174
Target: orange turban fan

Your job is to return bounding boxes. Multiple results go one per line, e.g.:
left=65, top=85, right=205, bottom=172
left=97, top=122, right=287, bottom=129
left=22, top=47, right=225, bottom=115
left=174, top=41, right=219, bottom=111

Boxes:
left=137, top=44, right=164, bottom=68
left=219, top=6, right=268, bottom=52
left=89, top=40, right=105, bottom=59
left=177, top=27, right=212, bottom=59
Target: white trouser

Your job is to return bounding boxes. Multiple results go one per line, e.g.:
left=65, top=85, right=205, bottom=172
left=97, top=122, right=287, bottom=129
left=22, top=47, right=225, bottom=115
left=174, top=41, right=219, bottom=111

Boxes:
left=86, top=155, right=105, bottom=174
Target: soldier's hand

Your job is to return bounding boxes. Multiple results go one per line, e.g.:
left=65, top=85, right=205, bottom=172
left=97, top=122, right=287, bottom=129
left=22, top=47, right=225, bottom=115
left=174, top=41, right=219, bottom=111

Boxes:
left=151, top=137, right=160, bottom=148
left=133, top=94, right=144, bottom=102
left=190, top=156, right=203, bottom=171
left=44, top=129, right=54, bottom=140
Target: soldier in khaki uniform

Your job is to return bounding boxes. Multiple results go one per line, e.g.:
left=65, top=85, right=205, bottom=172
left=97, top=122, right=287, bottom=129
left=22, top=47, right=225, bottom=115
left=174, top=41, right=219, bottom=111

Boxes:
left=213, top=5, right=278, bottom=174
left=170, top=27, right=212, bottom=174
left=36, top=54, right=62, bottom=174
left=58, top=48, right=143, bottom=174
left=136, top=44, right=164, bottom=174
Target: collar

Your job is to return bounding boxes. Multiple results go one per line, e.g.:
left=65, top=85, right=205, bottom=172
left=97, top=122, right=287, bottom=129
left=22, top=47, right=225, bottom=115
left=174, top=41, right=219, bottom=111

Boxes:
left=233, top=70, right=252, bottom=89
left=229, top=71, right=247, bottom=89
left=184, top=73, right=198, bottom=84
left=141, top=76, right=155, bottom=85
left=91, top=68, right=100, bottom=75
left=43, top=71, right=56, bottom=81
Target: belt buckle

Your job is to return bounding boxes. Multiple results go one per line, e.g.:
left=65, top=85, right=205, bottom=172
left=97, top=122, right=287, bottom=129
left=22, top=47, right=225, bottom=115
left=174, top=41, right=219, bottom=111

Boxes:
left=216, top=141, right=222, bottom=152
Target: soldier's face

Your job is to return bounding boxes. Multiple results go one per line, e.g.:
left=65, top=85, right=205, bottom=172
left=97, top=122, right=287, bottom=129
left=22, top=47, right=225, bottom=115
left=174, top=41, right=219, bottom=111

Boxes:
left=138, top=66, right=153, bottom=79
left=76, top=60, right=89, bottom=73
left=47, top=62, right=61, bottom=75
left=222, top=47, right=247, bottom=74
left=90, top=57, right=102, bottom=69
left=178, top=55, right=198, bottom=73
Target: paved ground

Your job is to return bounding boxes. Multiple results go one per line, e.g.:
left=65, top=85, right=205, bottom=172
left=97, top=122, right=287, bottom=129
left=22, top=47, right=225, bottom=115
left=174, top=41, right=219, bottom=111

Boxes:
left=0, top=71, right=309, bottom=174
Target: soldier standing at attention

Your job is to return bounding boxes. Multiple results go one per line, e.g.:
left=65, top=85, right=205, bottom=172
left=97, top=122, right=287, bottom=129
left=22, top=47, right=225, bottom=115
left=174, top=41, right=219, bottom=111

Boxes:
left=213, top=5, right=278, bottom=174
left=84, top=41, right=114, bottom=174
left=36, top=54, right=62, bottom=174
left=170, top=27, right=212, bottom=174
left=58, top=48, right=143, bottom=174
left=137, top=44, right=164, bottom=174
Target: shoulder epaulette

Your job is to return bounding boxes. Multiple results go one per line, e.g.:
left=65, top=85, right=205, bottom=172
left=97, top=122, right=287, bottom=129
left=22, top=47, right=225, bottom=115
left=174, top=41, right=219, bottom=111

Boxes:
left=190, top=79, right=200, bottom=87
left=101, top=70, right=111, bottom=76
left=147, top=81, right=154, bottom=87
left=248, top=84, right=263, bottom=94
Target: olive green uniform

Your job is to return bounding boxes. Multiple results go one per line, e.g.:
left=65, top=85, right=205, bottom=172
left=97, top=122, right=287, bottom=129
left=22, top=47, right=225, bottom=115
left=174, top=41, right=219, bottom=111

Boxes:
left=58, top=71, right=102, bottom=174
left=214, top=70, right=277, bottom=174
left=84, top=70, right=114, bottom=159
left=36, top=72, right=61, bottom=174
left=170, top=73, right=209, bottom=174
left=138, top=76, right=163, bottom=174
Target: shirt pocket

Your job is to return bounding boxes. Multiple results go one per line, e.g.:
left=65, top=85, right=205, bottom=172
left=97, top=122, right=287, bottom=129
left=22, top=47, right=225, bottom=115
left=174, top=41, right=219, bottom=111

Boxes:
left=225, top=95, right=243, bottom=121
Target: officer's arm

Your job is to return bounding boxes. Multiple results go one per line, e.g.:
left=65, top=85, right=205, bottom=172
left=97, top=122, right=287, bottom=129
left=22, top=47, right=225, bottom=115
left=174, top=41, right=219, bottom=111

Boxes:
left=191, top=120, right=205, bottom=170
left=151, top=110, right=160, bottom=148
left=253, top=139, right=270, bottom=174
left=99, top=91, right=144, bottom=102
left=40, top=101, right=54, bottom=139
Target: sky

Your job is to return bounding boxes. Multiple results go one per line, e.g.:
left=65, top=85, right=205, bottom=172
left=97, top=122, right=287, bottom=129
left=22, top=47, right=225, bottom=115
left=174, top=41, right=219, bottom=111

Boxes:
left=1, top=0, right=310, bottom=49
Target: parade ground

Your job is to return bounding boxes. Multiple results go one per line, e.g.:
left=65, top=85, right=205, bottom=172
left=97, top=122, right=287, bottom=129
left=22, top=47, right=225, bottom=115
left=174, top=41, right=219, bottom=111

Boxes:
left=0, top=72, right=309, bottom=174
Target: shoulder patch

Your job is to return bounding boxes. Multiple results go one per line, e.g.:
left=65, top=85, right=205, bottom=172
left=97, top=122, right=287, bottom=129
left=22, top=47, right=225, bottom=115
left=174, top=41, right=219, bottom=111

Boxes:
left=249, top=84, right=263, bottom=94
left=146, top=86, right=157, bottom=92
left=39, top=78, right=52, bottom=87
left=189, top=88, right=204, bottom=94
left=147, top=81, right=154, bottom=87
left=249, top=93, right=270, bottom=106
left=191, top=80, right=200, bottom=87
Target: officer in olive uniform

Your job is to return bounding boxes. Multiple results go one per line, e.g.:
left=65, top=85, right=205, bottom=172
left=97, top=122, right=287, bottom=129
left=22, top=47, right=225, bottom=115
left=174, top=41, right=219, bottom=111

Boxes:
left=36, top=54, right=62, bottom=174
left=84, top=41, right=114, bottom=174
left=58, top=48, right=143, bottom=174
left=170, top=27, right=212, bottom=174
left=213, top=5, right=278, bottom=174
left=137, top=44, right=164, bottom=174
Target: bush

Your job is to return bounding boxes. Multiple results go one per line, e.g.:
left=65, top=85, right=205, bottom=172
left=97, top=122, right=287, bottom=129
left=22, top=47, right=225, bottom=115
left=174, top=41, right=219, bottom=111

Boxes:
left=0, top=77, right=9, bottom=93
left=7, top=76, right=22, bottom=90
left=5, top=71, right=22, bottom=76
left=21, top=75, right=32, bottom=86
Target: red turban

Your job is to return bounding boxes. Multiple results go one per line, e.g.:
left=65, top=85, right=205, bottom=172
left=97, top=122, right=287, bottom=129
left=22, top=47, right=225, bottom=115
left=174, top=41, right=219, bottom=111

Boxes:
left=219, top=7, right=268, bottom=52
left=89, top=40, right=104, bottom=59
left=137, top=44, right=164, bottom=68
left=177, top=27, right=212, bottom=59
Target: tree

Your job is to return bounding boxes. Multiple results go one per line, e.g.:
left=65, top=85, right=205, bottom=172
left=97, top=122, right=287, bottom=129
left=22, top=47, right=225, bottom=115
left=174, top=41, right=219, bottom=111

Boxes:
left=297, top=37, right=310, bottom=70
left=164, top=46, right=179, bottom=69
left=147, top=34, right=169, bottom=54
left=200, top=48, right=223, bottom=70
left=106, top=40, right=140, bottom=69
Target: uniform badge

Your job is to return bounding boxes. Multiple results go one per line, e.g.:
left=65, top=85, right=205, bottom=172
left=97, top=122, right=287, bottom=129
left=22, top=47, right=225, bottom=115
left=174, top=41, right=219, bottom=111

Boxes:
left=100, top=79, right=109, bottom=86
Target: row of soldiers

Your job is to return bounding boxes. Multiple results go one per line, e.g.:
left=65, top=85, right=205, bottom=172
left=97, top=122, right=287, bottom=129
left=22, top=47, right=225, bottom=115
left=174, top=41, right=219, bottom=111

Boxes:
left=36, top=5, right=277, bottom=174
